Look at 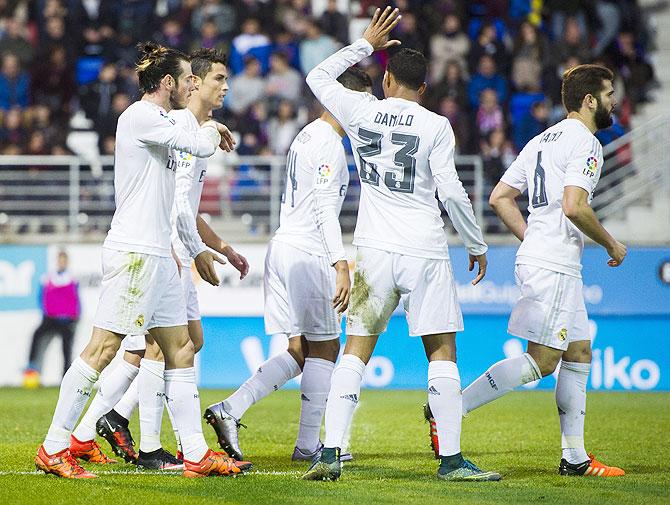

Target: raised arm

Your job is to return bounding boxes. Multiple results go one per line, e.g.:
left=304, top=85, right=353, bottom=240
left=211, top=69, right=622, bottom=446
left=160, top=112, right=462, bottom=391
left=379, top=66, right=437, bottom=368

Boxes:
left=305, top=7, right=401, bottom=126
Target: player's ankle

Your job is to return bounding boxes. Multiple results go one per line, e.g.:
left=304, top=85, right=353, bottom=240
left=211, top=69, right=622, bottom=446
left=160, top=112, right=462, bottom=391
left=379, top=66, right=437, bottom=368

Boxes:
left=439, top=452, right=465, bottom=471
left=321, top=447, right=340, bottom=464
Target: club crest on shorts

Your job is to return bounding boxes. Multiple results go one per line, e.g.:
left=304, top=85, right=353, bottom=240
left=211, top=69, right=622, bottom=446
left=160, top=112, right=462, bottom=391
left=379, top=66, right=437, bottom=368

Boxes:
left=135, top=314, right=145, bottom=328
left=557, top=328, right=567, bottom=341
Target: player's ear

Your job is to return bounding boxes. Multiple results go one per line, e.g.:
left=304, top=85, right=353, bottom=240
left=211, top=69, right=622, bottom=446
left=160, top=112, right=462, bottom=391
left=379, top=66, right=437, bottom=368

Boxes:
left=418, top=82, right=427, bottom=96
left=162, top=73, right=174, bottom=90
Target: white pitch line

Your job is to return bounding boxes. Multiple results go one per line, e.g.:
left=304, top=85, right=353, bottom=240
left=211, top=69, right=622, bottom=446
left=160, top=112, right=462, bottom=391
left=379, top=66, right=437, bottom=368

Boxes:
left=0, top=469, right=301, bottom=477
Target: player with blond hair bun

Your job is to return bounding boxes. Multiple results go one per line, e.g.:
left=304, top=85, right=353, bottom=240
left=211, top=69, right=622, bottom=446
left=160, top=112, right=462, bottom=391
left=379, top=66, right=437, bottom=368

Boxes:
left=35, top=42, right=243, bottom=479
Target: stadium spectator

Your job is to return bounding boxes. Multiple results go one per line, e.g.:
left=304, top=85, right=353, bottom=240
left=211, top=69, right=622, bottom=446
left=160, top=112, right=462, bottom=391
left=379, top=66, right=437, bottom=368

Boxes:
left=268, top=99, right=300, bottom=155
left=0, top=106, right=27, bottom=147
left=428, top=14, right=469, bottom=84
left=468, top=54, right=508, bottom=108
left=551, top=16, right=591, bottom=66
left=480, top=127, right=515, bottom=186
left=154, top=18, right=190, bottom=53
left=80, top=63, right=126, bottom=125
left=0, top=17, right=34, bottom=68
left=191, top=0, right=239, bottom=39
left=226, top=56, right=265, bottom=115
left=319, top=0, right=349, bottom=45
left=468, top=21, right=508, bottom=76
left=514, top=100, right=549, bottom=151
left=299, top=19, right=339, bottom=75
left=232, top=18, right=271, bottom=61
left=476, top=88, right=505, bottom=140
left=23, top=250, right=80, bottom=387
left=266, top=51, right=303, bottom=106
left=0, top=52, right=29, bottom=110
left=609, top=31, right=655, bottom=110
left=192, top=18, right=226, bottom=52
left=423, top=60, right=468, bottom=111
left=31, top=44, right=75, bottom=119
left=511, top=21, right=548, bottom=93
left=437, top=96, right=471, bottom=154
left=391, top=11, right=424, bottom=53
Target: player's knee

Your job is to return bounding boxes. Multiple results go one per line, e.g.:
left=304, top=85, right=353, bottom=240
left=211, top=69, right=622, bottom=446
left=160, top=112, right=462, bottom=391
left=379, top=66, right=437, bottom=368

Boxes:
left=98, top=338, right=121, bottom=369
left=287, top=340, right=306, bottom=369
left=563, top=345, right=592, bottom=364
left=535, top=354, right=561, bottom=377
left=171, top=338, right=195, bottom=367
left=308, top=338, right=340, bottom=362
left=123, top=350, right=143, bottom=367
left=192, top=338, right=203, bottom=354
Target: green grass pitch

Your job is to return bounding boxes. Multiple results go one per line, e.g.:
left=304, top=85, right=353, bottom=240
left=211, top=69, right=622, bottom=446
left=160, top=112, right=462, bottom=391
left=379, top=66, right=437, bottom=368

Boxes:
left=0, top=388, right=668, bottom=505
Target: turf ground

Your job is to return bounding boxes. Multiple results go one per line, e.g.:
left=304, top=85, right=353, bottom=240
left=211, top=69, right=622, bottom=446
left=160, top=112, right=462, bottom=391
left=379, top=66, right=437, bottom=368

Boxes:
left=0, top=388, right=668, bottom=505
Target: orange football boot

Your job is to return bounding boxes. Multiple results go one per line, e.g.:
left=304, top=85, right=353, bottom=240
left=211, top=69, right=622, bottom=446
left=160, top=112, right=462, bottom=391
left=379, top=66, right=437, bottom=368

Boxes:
left=183, top=449, right=243, bottom=477
left=35, top=445, right=97, bottom=478
left=559, top=452, right=625, bottom=477
left=70, top=435, right=117, bottom=464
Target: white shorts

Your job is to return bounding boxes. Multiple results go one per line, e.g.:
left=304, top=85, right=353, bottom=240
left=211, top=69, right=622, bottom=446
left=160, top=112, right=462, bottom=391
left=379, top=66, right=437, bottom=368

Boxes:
left=346, top=247, right=463, bottom=337
left=264, top=240, right=341, bottom=341
left=93, top=248, right=187, bottom=335
left=507, top=264, right=590, bottom=351
left=182, top=266, right=201, bottom=321
left=122, top=334, right=147, bottom=352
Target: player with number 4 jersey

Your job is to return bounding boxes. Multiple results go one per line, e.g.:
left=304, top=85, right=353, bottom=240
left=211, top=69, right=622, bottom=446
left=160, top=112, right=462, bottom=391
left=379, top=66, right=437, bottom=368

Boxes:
left=303, top=7, right=498, bottom=483
left=459, top=64, right=626, bottom=477
left=204, top=68, right=373, bottom=464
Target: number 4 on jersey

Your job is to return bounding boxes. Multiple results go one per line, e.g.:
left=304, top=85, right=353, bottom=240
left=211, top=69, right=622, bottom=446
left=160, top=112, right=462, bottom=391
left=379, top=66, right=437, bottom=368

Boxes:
left=356, top=127, right=419, bottom=194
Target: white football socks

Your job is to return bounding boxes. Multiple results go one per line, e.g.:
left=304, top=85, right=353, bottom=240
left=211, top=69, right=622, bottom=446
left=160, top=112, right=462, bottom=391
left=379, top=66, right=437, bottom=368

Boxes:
left=164, top=367, right=208, bottom=462
left=296, top=357, right=335, bottom=453
left=114, top=375, right=139, bottom=421
left=462, top=353, right=541, bottom=415
left=428, top=360, right=462, bottom=457
left=324, top=354, right=365, bottom=449
left=164, top=394, right=182, bottom=454
left=556, top=360, right=590, bottom=464
left=72, top=359, right=139, bottom=442
left=223, top=350, right=301, bottom=420
left=138, top=359, right=165, bottom=453
left=44, top=357, right=99, bottom=454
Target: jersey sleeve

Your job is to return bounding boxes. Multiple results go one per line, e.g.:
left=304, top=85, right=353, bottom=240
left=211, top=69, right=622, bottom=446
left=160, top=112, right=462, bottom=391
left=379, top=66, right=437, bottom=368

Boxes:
left=500, top=143, right=532, bottom=193
left=430, top=119, right=488, bottom=256
left=305, top=38, right=377, bottom=130
left=564, top=135, right=602, bottom=194
left=312, top=142, right=347, bottom=265
left=131, top=106, right=220, bottom=158
left=173, top=152, right=208, bottom=260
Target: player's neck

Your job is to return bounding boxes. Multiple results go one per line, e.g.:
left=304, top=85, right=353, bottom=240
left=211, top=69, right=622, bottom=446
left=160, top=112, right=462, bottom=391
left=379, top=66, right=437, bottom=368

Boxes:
left=142, top=92, right=171, bottom=112
left=320, top=112, right=345, bottom=137
left=567, top=111, right=597, bottom=134
left=188, top=98, right=213, bottom=124
left=389, top=87, right=419, bottom=103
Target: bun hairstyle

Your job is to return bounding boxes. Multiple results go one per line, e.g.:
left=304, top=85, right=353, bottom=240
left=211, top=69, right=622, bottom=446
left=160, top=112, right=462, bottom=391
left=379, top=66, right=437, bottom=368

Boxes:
left=135, top=42, right=189, bottom=94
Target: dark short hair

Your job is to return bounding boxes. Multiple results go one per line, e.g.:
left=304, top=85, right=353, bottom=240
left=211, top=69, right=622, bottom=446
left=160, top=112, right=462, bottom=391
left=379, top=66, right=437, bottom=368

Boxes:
left=190, top=48, right=227, bottom=79
left=561, top=64, right=614, bottom=113
left=136, top=42, right=189, bottom=94
left=337, top=67, right=372, bottom=92
left=387, top=48, right=427, bottom=90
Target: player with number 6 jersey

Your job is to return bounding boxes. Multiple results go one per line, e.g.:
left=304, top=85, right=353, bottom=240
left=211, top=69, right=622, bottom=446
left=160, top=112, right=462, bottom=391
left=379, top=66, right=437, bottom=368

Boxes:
left=459, top=64, right=626, bottom=478
left=303, top=7, right=498, bottom=483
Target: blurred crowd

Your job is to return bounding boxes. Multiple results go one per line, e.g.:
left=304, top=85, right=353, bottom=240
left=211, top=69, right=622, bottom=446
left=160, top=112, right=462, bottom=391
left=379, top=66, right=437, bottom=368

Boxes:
left=0, top=0, right=657, bottom=188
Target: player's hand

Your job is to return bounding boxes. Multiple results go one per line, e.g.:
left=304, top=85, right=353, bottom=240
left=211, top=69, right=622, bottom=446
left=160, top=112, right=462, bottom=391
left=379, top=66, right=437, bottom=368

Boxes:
left=332, top=260, right=351, bottom=314
left=469, top=253, right=487, bottom=285
left=223, top=245, right=249, bottom=280
left=362, top=7, right=402, bottom=51
left=214, top=122, right=236, bottom=152
left=606, top=240, right=627, bottom=267
left=194, top=250, right=226, bottom=286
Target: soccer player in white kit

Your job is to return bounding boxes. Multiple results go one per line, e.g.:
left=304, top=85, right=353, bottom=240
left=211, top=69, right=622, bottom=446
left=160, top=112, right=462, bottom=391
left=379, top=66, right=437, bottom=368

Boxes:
left=303, top=8, right=499, bottom=482
left=204, top=68, right=373, bottom=464
left=35, top=43, right=244, bottom=479
left=70, top=48, right=250, bottom=471
left=458, top=64, right=627, bottom=477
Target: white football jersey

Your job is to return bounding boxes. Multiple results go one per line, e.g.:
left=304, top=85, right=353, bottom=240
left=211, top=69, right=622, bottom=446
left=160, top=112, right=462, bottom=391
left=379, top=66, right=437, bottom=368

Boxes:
left=169, top=108, right=209, bottom=267
left=104, top=100, right=220, bottom=257
left=306, top=39, right=486, bottom=260
left=501, top=118, right=603, bottom=277
left=272, top=118, right=349, bottom=264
